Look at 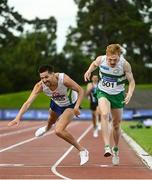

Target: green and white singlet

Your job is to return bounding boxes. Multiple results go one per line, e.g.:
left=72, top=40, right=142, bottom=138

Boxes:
left=98, top=55, right=127, bottom=95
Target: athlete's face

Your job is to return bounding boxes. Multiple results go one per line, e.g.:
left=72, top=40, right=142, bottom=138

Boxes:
left=106, top=54, right=120, bottom=68
left=40, top=71, right=55, bottom=87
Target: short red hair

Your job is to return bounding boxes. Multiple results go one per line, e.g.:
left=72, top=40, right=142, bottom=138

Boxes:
left=106, top=44, right=121, bottom=56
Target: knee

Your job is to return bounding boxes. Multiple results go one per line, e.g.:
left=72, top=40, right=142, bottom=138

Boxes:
left=112, top=120, right=120, bottom=130
left=55, top=127, right=63, bottom=137
left=101, top=113, right=109, bottom=120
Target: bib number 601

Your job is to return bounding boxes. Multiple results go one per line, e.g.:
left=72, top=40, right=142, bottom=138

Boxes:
left=102, top=79, right=114, bottom=88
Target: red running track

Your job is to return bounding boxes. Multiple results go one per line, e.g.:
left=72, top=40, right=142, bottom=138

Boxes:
left=0, top=120, right=152, bottom=179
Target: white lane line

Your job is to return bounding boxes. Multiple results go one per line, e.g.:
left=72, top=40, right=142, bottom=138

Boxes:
left=0, top=122, right=79, bottom=153
left=0, top=130, right=54, bottom=153
left=0, top=124, right=44, bottom=137
left=0, top=163, right=147, bottom=169
left=0, top=122, right=42, bottom=131
left=121, top=129, right=152, bottom=169
left=51, top=124, right=92, bottom=180
left=0, top=164, right=24, bottom=167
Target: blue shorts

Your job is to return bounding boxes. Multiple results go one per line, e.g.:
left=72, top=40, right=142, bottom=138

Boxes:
left=50, top=100, right=76, bottom=117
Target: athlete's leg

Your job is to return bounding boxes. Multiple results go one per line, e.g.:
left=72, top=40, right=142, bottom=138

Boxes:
left=111, top=108, right=123, bottom=146
left=111, top=108, right=122, bottom=165
left=55, top=108, right=84, bottom=151
left=98, top=97, right=112, bottom=156
left=98, top=97, right=111, bottom=146
left=90, top=103, right=98, bottom=129
left=96, top=106, right=101, bottom=130
left=35, top=110, right=58, bottom=137
left=46, top=109, right=58, bottom=131
left=92, top=109, right=99, bottom=137
left=55, top=108, right=89, bottom=165
left=92, top=110, right=97, bottom=129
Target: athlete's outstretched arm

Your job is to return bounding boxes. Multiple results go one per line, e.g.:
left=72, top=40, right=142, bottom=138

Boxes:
left=8, top=82, right=42, bottom=126
left=124, top=61, right=135, bottom=104
left=84, top=56, right=101, bottom=82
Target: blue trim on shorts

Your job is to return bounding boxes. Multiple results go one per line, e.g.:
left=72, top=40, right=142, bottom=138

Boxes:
left=50, top=100, right=76, bottom=117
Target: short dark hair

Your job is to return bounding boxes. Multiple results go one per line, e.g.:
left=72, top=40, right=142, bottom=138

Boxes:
left=38, top=65, right=54, bottom=74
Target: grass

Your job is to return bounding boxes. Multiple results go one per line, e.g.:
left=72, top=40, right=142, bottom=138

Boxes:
left=0, top=88, right=90, bottom=109
left=135, top=84, right=152, bottom=90
left=0, top=91, right=50, bottom=109
left=121, top=121, right=152, bottom=155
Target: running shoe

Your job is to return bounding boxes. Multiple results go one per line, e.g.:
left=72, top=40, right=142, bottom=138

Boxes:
left=93, top=128, right=98, bottom=138
left=104, top=145, right=112, bottom=157
left=112, top=146, right=119, bottom=165
left=35, top=126, right=47, bottom=137
left=79, top=149, right=89, bottom=165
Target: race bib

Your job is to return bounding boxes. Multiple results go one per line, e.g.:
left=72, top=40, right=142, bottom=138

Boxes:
left=101, top=76, right=117, bottom=89
left=52, top=92, right=66, bottom=101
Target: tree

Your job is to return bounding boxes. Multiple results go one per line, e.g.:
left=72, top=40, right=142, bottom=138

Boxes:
left=0, top=0, right=25, bottom=47
left=64, top=0, right=152, bottom=83
left=28, top=16, right=57, bottom=57
left=0, top=1, right=58, bottom=93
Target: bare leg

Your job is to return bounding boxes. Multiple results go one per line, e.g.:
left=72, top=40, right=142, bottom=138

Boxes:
left=92, top=109, right=99, bottom=137
left=46, top=109, right=58, bottom=131
left=111, top=109, right=122, bottom=165
left=96, top=106, right=101, bottom=130
left=55, top=108, right=84, bottom=151
left=35, top=110, right=58, bottom=137
left=98, top=97, right=111, bottom=146
left=92, top=111, right=97, bottom=129
left=111, top=108, right=122, bottom=146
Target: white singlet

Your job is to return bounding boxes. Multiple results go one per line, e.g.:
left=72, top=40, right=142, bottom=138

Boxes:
left=42, top=73, right=78, bottom=107
left=98, top=55, right=127, bottom=95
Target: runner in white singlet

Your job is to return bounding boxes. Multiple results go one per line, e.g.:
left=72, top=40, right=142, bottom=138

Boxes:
left=84, top=44, right=135, bottom=165
left=8, top=65, right=89, bottom=166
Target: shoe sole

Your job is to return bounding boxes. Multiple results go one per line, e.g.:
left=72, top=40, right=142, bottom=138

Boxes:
left=113, top=163, right=119, bottom=166
left=104, top=152, right=112, bottom=157
left=112, top=161, right=119, bottom=166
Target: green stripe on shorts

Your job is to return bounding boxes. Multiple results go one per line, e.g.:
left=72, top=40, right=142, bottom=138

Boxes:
left=96, top=89, right=125, bottom=108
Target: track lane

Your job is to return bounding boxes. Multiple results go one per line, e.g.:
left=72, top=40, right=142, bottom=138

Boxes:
left=0, top=121, right=91, bottom=179
left=56, top=128, right=152, bottom=179
left=0, top=121, right=46, bottom=148
left=0, top=120, right=152, bottom=179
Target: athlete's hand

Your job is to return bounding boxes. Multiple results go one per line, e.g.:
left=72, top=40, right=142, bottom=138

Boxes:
left=84, top=71, right=91, bottom=82
left=124, top=92, right=132, bottom=104
left=8, top=118, right=20, bottom=126
left=73, top=107, right=80, bottom=117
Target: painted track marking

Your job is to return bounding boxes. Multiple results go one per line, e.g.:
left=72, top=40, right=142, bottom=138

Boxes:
left=51, top=124, right=92, bottom=180
left=0, top=124, right=44, bottom=137
left=0, top=122, right=79, bottom=153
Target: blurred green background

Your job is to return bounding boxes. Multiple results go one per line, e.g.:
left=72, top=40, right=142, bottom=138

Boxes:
left=0, top=0, right=152, bottom=94
left=0, top=0, right=152, bottom=155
